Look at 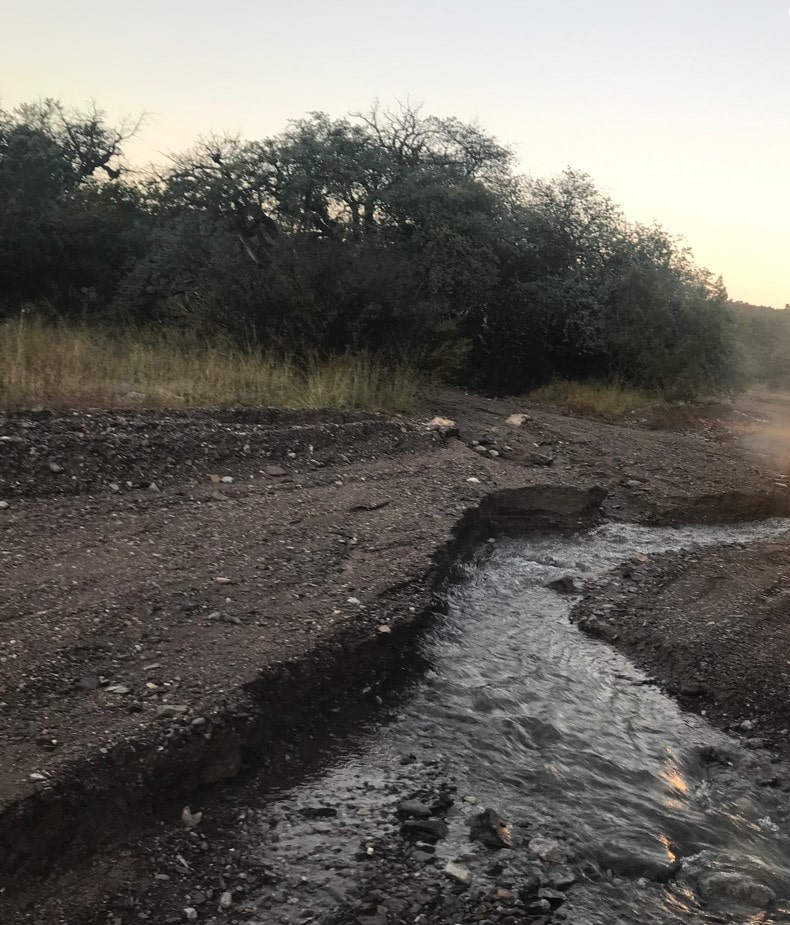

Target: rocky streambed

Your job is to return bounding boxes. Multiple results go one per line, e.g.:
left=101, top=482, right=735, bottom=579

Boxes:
left=235, top=521, right=790, bottom=925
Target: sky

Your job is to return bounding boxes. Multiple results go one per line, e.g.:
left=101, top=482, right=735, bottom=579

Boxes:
left=3, top=0, right=789, bottom=307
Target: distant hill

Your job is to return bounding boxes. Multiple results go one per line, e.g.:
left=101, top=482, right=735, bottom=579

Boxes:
left=730, top=300, right=789, bottom=315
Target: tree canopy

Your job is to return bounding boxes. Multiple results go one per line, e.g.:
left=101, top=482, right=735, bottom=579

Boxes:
left=0, top=99, right=741, bottom=396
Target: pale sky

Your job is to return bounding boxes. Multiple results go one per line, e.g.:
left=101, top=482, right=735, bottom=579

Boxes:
left=3, top=0, right=789, bottom=306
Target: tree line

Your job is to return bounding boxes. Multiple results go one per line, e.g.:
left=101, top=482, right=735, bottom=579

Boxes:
left=0, top=99, right=742, bottom=396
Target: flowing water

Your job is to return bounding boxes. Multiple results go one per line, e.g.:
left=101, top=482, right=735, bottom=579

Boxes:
left=249, top=520, right=790, bottom=924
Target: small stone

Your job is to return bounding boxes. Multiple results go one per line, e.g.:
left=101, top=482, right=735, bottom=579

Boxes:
left=506, top=413, right=530, bottom=427
left=220, top=476, right=234, bottom=484
left=191, top=717, right=207, bottom=728
left=48, top=461, right=64, bottom=473
left=396, top=800, right=433, bottom=819
left=463, top=795, right=479, bottom=805
left=529, top=836, right=567, bottom=864
left=444, top=861, right=473, bottom=886
left=488, top=448, right=500, bottom=458
left=264, top=465, right=288, bottom=477
left=548, top=576, right=580, bottom=595
left=210, top=474, right=221, bottom=483
left=470, top=808, right=512, bottom=848
left=215, top=577, right=232, bottom=585
left=108, top=482, right=120, bottom=493
left=466, top=477, right=481, bottom=484
left=529, top=452, right=555, bottom=467
left=401, top=819, right=449, bottom=841
left=105, top=684, right=130, bottom=694
left=473, top=445, right=488, bottom=454
left=427, top=417, right=456, bottom=428
left=218, top=891, right=232, bottom=910
left=0, top=501, right=9, bottom=510
left=148, top=482, right=160, bottom=492
left=184, top=909, right=198, bottom=922
left=377, top=624, right=392, bottom=634
left=29, top=772, right=47, bottom=781
left=496, top=888, right=513, bottom=901
left=182, top=806, right=203, bottom=829
left=347, top=597, right=361, bottom=605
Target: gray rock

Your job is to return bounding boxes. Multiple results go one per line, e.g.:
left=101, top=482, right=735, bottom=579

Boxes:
left=444, top=861, right=473, bottom=886
left=184, top=909, right=198, bottom=921
left=529, top=452, right=555, bottom=467
left=695, top=871, right=775, bottom=908
left=401, top=818, right=449, bottom=841
left=0, top=500, right=9, bottom=510
left=396, top=800, right=433, bottom=819
left=469, top=807, right=511, bottom=848
left=264, top=465, right=288, bottom=477
left=548, top=576, right=580, bottom=595
left=48, top=461, right=64, bottom=473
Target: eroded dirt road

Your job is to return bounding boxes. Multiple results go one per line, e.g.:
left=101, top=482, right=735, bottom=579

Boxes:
left=1, top=389, right=788, bottom=923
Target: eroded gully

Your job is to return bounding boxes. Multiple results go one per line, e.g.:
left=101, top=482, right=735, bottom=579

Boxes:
left=241, top=520, right=790, bottom=925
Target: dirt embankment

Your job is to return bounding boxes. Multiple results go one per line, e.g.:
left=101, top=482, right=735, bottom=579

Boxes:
left=2, top=389, right=789, bottom=924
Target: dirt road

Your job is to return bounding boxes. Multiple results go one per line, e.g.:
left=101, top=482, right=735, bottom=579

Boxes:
left=1, top=390, right=788, bottom=923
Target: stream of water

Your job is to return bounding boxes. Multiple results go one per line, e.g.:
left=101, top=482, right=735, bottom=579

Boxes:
left=249, top=519, right=790, bottom=924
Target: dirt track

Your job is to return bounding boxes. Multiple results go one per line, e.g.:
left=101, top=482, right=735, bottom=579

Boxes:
left=2, top=389, right=790, bottom=924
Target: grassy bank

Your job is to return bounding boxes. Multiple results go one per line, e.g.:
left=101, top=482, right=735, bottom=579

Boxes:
left=0, top=319, right=420, bottom=413
left=528, top=379, right=657, bottom=417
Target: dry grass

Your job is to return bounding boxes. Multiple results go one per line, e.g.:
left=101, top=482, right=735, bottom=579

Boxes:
left=528, top=379, right=656, bottom=418
left=0, top=318, right=420, bottom=413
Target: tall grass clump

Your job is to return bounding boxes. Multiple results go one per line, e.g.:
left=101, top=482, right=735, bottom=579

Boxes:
left=528, top=379, right=657, bottom=418
left=0, top=317, right=420, bottom=413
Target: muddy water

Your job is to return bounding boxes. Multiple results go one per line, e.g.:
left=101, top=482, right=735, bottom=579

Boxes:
left=249, top=520, right=790, bottom=924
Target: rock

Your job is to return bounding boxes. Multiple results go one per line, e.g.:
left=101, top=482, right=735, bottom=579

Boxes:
left=529, top=452, right=555, bottom=467
left=76, top=676, right=99, bottom=691
left=548, top=576, right=580, bottom=595
left=695, top=871, right=775, bottom=908
left=105, top=684, right=130, bottom=694
left=215, top=577, right=232, bottom=585
left=377, top=624, right=392, bottom=634
left=47, top=461, right=64, bottom=473
left=264, top=465, right=288, bottom=477
left=396, top=800, right=433, bottom=819
left=184, top=909, right=198, bottom=921
left=427, top=417, right=456, bottom=428
left=469, top=808, right=512, bottom=849
left=220, top=476, right=234, bottom=484
left=299, top=805, right=337, bottom=819
left=466, top=477, right=481, bottom=484
left=0, top=500, right=9, bottom=510
left=401, top=818, right=449, bottom=842
left=517, top=873, right=542, bottom=899
left=529, top=837, right=567, bottom=864
left=506, top=413, right=530, bottom=427
left=156, top=704, right=189, bottom=716
left=495, top=888, right=513, bottom=901
left=218, top=891, right=232, bottom=910
left=148, top=482, right=160, bottom=492
left=488, top=449, right=500, bottom=458
left=527, top=899, right=552, bottom=915
left=597, top=849, right=681, bottom=884
left=473, top=445, right=488, bottom=455
left=182, top=806, right=203, bottom=829
left=538, top=888, right=566, bottom=909
left=550, top=872, right=577, bottom=891
left=413, top=850, right=435, bottom=863
left=347, top=597, right=361, bottom=605
left=444, top=861, right=473, bottom=886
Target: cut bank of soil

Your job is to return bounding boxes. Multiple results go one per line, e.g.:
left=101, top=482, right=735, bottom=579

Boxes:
left=2, top=389, right=789, bottom=924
